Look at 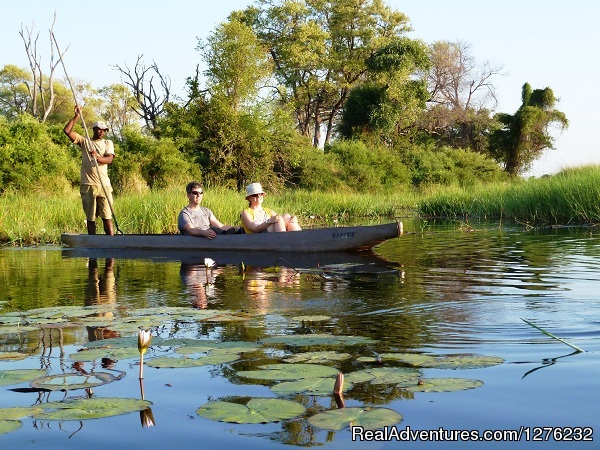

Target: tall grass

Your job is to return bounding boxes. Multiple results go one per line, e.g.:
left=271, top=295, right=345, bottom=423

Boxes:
left=419, top=165, right=600, bottom=225
left=0, top=186, right=416, bottom=245
left=2, top=165, right=599, bottom=245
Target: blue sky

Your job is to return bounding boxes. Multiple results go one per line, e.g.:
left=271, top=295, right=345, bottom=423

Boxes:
left=2, top=0, right=598, bottom=176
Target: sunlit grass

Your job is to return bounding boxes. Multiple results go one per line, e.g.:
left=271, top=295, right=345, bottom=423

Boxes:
left=2, top=165, right=599, bottom=245
left=419, top=165, right=600, bottom=225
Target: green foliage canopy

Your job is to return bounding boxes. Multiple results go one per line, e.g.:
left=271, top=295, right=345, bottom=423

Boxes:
left=490, top=83, right=568, bottom=175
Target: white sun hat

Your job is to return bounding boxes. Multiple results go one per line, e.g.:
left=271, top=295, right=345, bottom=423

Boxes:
left=245, top=182, right=265, bottom=197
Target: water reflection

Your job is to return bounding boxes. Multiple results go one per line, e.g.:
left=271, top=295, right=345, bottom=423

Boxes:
left=243, top=265, right=301, bottom=313
left=180, top=262, right=222, bottom=309
left=84, top=258, right=117, bottom=342
left=520, top=350, right=583, bottom=379
left=139, top=378, right=156, bottom=428
left=1, top=226, right=600, bottom=448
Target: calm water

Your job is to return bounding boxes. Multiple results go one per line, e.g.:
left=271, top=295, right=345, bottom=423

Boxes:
left=1, top=222, right=599, bottom=449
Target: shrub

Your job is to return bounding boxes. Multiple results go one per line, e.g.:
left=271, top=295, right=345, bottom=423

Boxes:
left=323, top=140, right=411, bottom=191
left=399, top=145, right=506, bottom=187
left=0, top=114, right=79, bottom=192
left=111, top=129, right=202, bottom=192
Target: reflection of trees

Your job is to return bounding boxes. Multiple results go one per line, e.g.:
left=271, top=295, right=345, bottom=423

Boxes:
left=345, top=381, right=415, bottom=405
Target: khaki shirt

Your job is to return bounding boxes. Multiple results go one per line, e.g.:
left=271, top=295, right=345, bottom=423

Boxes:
left=73, top=134, right=115, bottom=186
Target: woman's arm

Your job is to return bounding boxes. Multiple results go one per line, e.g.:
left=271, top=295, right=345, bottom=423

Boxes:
left=241, top=209, right=278, bottom=233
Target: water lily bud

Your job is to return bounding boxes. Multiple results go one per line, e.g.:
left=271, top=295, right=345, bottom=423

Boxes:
left=138, top=329, right=152, bottom=355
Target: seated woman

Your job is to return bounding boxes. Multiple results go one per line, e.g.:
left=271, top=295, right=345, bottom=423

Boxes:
left=240, top=183, right=302, bottom=233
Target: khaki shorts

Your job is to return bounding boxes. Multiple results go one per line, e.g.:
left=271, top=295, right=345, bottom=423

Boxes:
left=80, top=184, right=113, bottom=221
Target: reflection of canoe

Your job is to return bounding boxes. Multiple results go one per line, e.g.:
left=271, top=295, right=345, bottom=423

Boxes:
left=61, top=246, right=400, bottom=272
left=61, top=222, right=402, bottom=252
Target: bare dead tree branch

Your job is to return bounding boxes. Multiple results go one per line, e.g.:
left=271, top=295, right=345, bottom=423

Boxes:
left=112, top=55, right=171, bottom=131
left=20, top=22, right=40, bottom=116
left=19, top=15, right=64, bottom=122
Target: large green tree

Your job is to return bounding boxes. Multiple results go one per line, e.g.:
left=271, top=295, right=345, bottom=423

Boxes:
left=338, top=37, right=430, bottom=140
left=160, top=18, right=311, bottom=190
left=199, top=19, right=272, bottom=111
left=98, top=83, right=139, bottom=140
left=489, top=83, right=568, bottom=175
left=239, top=0, right=412, bottom=146
left=0, top=65, right=31, bottom=118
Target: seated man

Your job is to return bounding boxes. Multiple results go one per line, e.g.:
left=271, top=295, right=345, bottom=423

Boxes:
left=178, top=181, right=237, bottom=239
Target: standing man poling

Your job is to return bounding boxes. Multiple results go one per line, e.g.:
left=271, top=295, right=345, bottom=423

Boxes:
left=64, top=105, right=115, bottom=235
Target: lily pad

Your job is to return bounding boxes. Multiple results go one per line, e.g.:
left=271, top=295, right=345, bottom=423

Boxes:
left=197, top=398, right=306, bottom=424
left=271, top=377, right=353, bottom=395
left=0, top=406, right=43, bottom=420
left=290, top=315, right=331, bottom=322
left=398, top=377, right=483, bottom=392
left=237, top=363, right=339, bottom=381
left=0, top=316, right=26, bottom=325
left=146, top=353, right=240, bottom=368
left=32, top=397, right=152, bottom=421
left=345, top=367, right=421, bottom=385
left=30, top=372, right=117, bottom=391
left=0, top=420, right=22, bottom=434
left=84, top=336, right=143, bottom=349
left=358, top=353, right=439, bottom=366
left=0, top=324, right=39, bottom=333
left=283, top=351, right=351, bottom=364
left=431, top=355, right=504, bottom=369
left=359, top=353, right=504, bottom=369
left=261, top=334, right=378, bottom=347
left=0, top=352, right=28, bottom=361
left=69, top=347, right=141, bottom=362
left=308, top=407, right=403, bottom=431
left=0, top=369, right=46, bottom=387
left=176, top=341, right=260, bottom=355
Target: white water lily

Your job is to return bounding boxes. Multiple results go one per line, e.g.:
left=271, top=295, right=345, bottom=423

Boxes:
left=204, top=258, right=216, bottom=268
left=138, top=329, right=152, bottom=379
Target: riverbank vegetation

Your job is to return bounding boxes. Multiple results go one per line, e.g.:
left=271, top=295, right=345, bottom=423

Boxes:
left=0, top=0, right=581, bottom=245
left=1, top=165, right=599, bottom=245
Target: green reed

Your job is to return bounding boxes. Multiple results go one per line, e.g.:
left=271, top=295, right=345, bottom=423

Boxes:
left=419, top=165, right=600, bottom=225
left=2, top=165, right=599, bottom=245
left=0, top=186, right=415, bottom=245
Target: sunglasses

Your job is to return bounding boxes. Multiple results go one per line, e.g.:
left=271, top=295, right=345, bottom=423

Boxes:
left=249, top=193, right=264, bottom=198
left=189, top=190, right=203, bottom=196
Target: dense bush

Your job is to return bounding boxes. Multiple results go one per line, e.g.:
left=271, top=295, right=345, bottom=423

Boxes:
left=323, top=140, right=412, bottom=191
left=111, top=128, right=202, bottom=193
left=0, top=114, right=79, bottom=193
left=399, top=145, right=507, bottom=187
left=0, top=112, right=509, bottom=196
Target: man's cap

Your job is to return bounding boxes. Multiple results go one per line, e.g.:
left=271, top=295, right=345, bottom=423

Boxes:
left=92, top=121, right=109, bottom=130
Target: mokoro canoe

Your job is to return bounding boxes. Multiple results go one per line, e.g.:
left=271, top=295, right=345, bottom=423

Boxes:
left=61, top=222, right=402, bottom=253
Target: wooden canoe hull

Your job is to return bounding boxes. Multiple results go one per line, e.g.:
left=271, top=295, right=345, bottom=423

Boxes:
left=60, top=222, right=402, bottom=252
